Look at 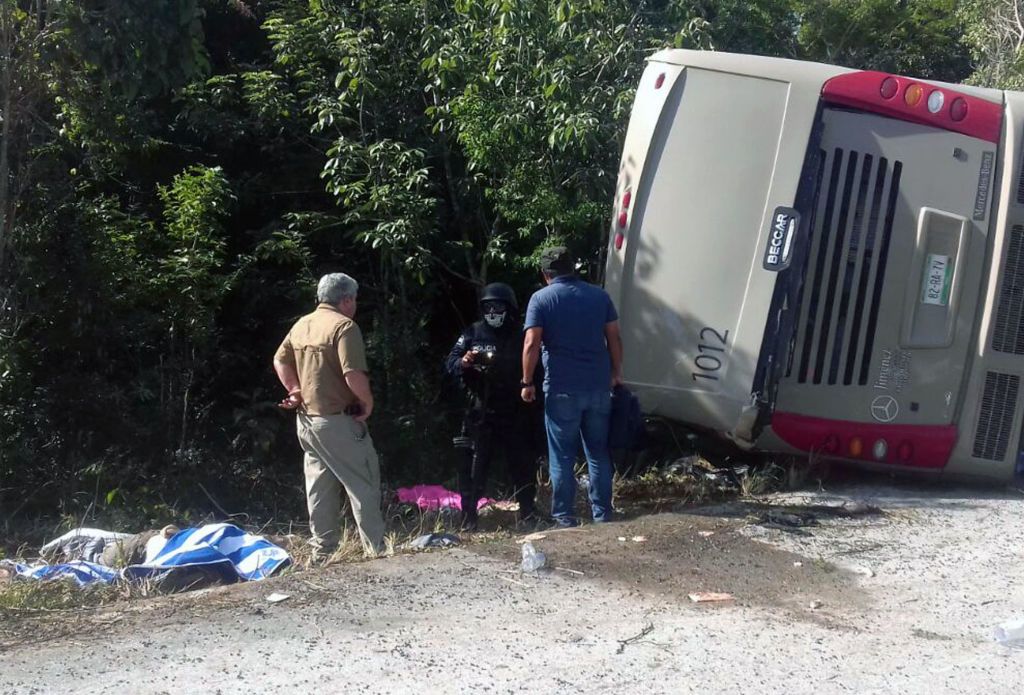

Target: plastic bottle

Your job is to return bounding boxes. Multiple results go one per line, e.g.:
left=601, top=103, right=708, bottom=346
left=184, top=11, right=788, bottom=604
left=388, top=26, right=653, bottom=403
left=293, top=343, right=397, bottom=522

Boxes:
left=994, top=618, right=1024, bottom=646
left=520, top=541, right=547, bottom=572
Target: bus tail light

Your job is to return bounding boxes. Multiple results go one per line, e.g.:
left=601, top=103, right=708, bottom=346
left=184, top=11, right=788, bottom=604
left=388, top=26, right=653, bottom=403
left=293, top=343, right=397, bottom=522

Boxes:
left=771, top=412, right=957, bottom=469
left=822, top=71, right=1002, bottom=143
left=950, top=98, right=968, bottom=122
left=903, top=83, right=924, bottom=107
left=613, top=189, right=632, bottom=252
left=880, top=77, right=898, bottom=99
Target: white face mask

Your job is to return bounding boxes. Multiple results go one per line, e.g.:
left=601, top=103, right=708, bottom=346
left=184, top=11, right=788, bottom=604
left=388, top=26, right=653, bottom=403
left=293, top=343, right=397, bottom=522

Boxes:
left=483, top=310, right=507, bottom=328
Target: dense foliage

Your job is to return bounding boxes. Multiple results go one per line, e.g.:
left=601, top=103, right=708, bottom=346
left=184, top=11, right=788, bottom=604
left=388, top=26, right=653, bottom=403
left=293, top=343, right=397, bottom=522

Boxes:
left=0, top=0, right=1012, bottom=519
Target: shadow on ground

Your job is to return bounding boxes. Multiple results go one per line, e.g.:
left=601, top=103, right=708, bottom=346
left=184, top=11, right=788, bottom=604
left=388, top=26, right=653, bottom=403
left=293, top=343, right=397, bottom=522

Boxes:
left=471, top=512, right=866, bottom=622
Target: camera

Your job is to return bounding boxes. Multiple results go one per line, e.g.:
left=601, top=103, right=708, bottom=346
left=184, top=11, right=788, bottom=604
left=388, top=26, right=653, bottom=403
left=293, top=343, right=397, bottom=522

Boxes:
left=471, top=347, right=496, bottom=369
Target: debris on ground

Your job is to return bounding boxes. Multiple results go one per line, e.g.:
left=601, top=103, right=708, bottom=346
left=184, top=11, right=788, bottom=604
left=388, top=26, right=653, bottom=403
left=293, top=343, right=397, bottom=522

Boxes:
left=839, top=500, right=883, bottom=516
left=515, top=532, right=548, bottom=544
left=688, top=592, right=734, bottom=603
left=615, top=456, right=753, bottom=504
left=850, top=565, right=876, bottom=578
left=266, top=593, right=291, bottom=604
left=665, top=456, right=748, bottom=490
left=696, top=500, right=885, bottom=524
left=520, top=542, right=547, bottom=572
left=768, top=510, right=819, bottom=527
left=698, top=531, right=715, bottom=538
left=554, top=567, right=584, bottom=576
left=993, top=618, right=1024, bottom=648
left=632, top=536, right=648, bottom=543
left=406, top=533, right=461, bottom=550
left=809, top=600, right=823, bottom=610
left=615, top=622, right=655, bottom=654
left=729, top=499, right=889, bottom=540
left=756, top=509, right=820, bottom=535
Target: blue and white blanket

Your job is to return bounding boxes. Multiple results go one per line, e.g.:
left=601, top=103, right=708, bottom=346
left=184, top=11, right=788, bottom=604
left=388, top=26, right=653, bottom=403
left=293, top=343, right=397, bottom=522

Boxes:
left=5, top=560, right=120, bottom=585
left=3, top=524, right=289, bottom=587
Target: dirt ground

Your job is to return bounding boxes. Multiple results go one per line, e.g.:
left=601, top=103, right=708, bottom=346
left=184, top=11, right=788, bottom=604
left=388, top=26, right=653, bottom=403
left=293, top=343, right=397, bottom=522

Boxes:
left=2, top=478, right=1023, bottom=694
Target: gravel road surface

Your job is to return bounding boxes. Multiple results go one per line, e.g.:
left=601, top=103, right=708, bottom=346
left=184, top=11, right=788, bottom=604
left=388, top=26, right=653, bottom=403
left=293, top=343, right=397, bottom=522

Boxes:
left=2, top=480, right=1022, bottom=694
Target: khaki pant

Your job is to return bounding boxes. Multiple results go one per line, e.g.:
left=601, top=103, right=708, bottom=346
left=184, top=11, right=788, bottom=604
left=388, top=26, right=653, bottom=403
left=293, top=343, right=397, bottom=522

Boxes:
left=297, top=412, right=385, bottom=556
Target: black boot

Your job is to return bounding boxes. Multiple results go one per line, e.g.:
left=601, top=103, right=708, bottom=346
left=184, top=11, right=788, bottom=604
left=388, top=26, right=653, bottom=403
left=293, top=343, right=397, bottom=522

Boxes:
left=515, top=478, right=538, bottom=524
left=460, top=505, right=479, bottom=532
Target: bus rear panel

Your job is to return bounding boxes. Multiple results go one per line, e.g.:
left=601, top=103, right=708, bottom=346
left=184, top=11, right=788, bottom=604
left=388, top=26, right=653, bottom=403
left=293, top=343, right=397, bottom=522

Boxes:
left=604, top=50, right=1022, bottom=480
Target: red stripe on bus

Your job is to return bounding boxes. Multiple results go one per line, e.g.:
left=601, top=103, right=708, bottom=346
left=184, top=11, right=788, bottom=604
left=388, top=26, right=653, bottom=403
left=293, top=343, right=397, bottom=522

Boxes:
left=771, top=411, right=957, bottom=469
left=822, top=71, right=1002, bottom=144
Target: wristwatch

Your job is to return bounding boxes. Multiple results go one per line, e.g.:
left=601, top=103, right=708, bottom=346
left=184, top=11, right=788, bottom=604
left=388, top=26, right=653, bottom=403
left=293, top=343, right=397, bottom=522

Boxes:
left=519, top=381, right=534, bottom=388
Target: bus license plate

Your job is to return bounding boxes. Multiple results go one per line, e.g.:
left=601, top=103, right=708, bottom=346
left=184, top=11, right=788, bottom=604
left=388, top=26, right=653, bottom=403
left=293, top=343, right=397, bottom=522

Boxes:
left=921, top=254, right=952, bottom=306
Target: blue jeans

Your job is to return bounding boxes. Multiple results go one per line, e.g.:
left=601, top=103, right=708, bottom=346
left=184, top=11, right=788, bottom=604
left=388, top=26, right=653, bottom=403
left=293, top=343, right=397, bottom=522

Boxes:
left=544, top=390, right=613, bottom=524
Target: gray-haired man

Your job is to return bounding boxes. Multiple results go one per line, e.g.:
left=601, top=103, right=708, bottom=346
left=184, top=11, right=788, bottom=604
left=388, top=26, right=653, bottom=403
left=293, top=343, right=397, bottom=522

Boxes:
left=273, top=273, right=385, bottom=558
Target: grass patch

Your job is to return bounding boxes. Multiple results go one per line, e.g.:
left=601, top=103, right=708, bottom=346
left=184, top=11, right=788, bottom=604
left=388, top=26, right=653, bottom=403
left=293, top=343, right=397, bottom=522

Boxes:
left=0, top=579, right=117, bottom=612
left=613, top=456, right=792, bottom=510
left=614, top=467, right=723, bottom=505
left=0, top=570, right=171, bottom=613
left=279, top=500, right=505, bottom=570
left=1, top=458, right=778, bottom=612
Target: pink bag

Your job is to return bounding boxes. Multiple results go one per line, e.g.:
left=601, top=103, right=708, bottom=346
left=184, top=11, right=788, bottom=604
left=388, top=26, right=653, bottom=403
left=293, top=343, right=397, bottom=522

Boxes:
left=396, top=484, right=494, bottom=512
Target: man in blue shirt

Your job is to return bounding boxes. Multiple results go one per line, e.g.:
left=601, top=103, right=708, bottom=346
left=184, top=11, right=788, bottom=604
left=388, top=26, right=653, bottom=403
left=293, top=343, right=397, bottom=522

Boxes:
left=521, top=247, right=623, bottom=526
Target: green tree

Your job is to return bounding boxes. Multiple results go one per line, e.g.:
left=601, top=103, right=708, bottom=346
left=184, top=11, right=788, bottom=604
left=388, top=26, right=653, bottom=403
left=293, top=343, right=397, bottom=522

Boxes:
left=0, top=0, right=56, bottom=275
left=794, top=0, right=972, bottom=81
left=961, top=0, right=1024, bottom=89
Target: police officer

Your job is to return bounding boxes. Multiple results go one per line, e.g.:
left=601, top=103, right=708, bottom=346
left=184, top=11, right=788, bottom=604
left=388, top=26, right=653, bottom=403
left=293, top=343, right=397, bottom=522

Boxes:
left=445, top=283, right=537, bottom=530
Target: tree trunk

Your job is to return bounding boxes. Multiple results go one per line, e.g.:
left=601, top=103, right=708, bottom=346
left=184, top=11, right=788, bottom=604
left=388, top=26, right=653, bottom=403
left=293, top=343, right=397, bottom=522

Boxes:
left=433, top=92, right=481, bottom=287
left=0, top=1, right=14, bottom=276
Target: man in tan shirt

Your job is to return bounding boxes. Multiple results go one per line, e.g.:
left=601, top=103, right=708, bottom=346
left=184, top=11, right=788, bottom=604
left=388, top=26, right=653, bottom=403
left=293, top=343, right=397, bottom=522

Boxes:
left=273, top=273, right=385, bottom=558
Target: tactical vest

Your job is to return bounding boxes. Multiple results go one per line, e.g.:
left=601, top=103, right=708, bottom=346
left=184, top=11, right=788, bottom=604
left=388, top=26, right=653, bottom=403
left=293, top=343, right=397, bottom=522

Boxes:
left=461, top=320, right=523, bottom=405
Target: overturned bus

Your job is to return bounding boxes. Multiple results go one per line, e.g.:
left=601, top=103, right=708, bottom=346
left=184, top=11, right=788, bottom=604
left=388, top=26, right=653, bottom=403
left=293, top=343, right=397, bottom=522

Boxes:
left=604, top=49, right=1023, bottom=481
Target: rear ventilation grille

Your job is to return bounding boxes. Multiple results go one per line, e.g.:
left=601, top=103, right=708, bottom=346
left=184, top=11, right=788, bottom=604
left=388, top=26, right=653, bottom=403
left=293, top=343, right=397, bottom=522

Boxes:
left=1017, top=140, right=1024, bottom=204
left=787, top=148, right=902, bottom=385
left=973, top=371, right=1019, bottom=461
left=992, top=226, right=1024, bottom=354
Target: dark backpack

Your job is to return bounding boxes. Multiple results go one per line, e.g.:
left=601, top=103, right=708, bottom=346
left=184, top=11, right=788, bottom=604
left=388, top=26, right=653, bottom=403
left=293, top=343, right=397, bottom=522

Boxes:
left=609, top=385, right=644, bottom=451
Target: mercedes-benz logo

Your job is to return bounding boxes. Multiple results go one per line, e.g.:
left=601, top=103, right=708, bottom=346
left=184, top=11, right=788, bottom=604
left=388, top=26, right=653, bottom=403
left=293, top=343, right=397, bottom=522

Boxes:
left=870, top=395, right=899, bottom=423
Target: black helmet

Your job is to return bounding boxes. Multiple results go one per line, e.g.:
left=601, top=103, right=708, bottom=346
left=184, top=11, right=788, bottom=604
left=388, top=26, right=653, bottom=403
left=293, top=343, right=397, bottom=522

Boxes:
left=479, top=282, right=518, bottom=311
